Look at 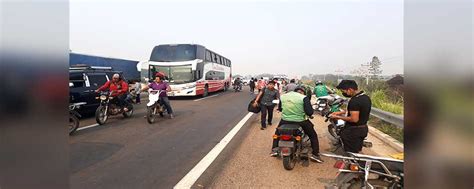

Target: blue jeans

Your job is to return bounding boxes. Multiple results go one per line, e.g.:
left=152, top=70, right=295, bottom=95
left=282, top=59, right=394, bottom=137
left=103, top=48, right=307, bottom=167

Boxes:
left=159, top=96, right=173, bottom=114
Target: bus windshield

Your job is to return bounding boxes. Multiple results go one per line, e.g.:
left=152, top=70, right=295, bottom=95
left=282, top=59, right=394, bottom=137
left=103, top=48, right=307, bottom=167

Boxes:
left=150, top=65, right=194, bottom=84
left=149, top=45, right=197, bottom=62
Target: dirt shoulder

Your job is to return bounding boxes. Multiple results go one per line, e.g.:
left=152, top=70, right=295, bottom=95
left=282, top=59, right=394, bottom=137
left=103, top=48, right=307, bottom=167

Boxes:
left=207, top=109, right=400, bottom=188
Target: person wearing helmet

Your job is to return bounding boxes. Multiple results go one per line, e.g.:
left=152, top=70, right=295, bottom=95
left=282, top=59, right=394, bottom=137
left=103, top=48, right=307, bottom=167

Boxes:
left=298, top=83, right=313, bottom=101
left=313, top=80, right=333, bottom=98
left=270, top=87, right=324, bottom=163
left=96, top=73, right=131, bottom=112
left=141, top=72, right=174, bottom=119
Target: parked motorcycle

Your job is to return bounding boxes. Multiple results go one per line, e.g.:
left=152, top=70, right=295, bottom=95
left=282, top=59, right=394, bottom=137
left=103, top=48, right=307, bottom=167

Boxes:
left=273, top=115, right=314, bottom=170
left=325, top=113, right=373, bottom=151
left=314, top=94, right=339, bottom=116
left=322, top=152, right=404, bottom=189
left=324, top=97, right=347, bottom=139
left=146, top=89, right=165, bottom=124
left=69, top=102, right=86, bottom=135
left=95, top=91, right=134, bottom=125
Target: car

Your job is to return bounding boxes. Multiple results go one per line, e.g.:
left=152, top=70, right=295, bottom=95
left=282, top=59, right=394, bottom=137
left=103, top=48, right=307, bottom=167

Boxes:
left=241, top=78, right=251, bottom=85
left=69, top=65, right=125, bottom=114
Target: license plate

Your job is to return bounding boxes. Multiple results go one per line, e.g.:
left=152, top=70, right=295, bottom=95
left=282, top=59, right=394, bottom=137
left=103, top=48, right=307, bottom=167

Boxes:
left=279, top=140, right=294, bottom=148
left=320, top=104, right=326, bottom=106
left=168, top=92, right=175, bottom=96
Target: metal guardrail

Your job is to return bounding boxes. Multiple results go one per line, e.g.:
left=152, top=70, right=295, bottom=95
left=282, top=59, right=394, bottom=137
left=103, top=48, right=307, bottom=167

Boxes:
left=370, top=107, right=404, bottom=128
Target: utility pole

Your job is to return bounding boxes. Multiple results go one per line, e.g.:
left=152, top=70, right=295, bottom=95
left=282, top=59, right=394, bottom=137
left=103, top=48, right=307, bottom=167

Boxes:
left=335, top=69, right=343, bottom=82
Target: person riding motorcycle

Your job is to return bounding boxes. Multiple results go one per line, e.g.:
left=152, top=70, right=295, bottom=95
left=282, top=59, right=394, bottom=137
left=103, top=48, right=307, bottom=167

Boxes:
left=141, top=72, right=174, bottom=119
left=95, top=73, right=130, bottom=111
left=313, top=80, right=333, bottom=98
left=233, top=77, right=242, bottom=88
left=271, top=87, right=324, bottom=163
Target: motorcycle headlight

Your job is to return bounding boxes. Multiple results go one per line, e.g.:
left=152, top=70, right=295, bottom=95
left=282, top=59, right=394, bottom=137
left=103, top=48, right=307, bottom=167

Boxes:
left=100, top=95, right=107, bottom=101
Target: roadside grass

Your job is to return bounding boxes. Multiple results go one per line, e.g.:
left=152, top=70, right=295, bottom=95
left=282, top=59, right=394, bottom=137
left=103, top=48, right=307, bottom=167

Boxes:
left=369, top=117, right=403, bottom=142
left=370, top=90, right=404, bottom=115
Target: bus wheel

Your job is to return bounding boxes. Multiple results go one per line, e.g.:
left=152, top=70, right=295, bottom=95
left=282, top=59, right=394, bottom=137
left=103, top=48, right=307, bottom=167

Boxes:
left=203, top=85, right=209, bottom=97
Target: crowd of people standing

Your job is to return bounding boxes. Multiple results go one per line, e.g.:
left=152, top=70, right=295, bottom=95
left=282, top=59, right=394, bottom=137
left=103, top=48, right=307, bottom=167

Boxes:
left=249, top=77, right=371, bottom=163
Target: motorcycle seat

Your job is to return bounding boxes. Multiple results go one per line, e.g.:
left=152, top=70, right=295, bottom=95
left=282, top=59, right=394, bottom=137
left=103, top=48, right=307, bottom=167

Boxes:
left=278, top=124, right=304, bottom=135
left=349, top=153, right=404, bottom=174
left=278, top=124, right=301, bottom=130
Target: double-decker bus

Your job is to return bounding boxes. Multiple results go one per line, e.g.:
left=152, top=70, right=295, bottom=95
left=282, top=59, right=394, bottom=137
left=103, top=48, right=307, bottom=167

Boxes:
left=141, top=44, right=232, bottom=97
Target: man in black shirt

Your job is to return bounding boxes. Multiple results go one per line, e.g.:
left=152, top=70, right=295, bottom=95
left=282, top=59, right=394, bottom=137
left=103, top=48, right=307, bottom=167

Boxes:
left=331, top=80, right=371, bottom=153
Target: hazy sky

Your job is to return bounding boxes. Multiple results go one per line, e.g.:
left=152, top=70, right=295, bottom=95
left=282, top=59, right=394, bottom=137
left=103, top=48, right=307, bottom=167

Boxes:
left=70, top=0, right=403, bottom=77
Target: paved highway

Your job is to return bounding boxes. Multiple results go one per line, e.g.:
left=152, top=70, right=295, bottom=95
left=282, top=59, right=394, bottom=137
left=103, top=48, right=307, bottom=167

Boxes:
left=70, top=88, right=254, bottom=189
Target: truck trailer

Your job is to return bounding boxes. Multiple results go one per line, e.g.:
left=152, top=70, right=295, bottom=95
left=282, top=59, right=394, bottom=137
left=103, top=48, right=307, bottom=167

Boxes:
left=69, top=52, right=140, bottom=82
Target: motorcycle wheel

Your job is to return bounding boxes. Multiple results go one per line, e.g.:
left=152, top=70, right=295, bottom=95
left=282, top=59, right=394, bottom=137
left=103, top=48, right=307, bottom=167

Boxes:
left=95, top=106, right=108, bottom=125
left=123, top=105, right=134, bottom=118
left=328, top=124, right=338, bottom=139
left=69, top=115, right=79, bottom=135
left=146, top=107, right=155, bottom=124
left=283, top=155, right=296, bottom=170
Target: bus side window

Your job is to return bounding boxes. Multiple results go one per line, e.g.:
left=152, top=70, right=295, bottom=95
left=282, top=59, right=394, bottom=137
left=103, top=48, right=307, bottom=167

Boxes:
left=206, top=51, right=211, bottom=61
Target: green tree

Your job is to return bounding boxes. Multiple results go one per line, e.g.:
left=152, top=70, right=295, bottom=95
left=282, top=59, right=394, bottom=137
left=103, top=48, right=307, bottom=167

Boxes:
left=369, top=56, right=382, bottom=79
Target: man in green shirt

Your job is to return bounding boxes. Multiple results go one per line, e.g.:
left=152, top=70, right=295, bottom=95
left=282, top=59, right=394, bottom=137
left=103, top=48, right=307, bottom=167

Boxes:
left=270, top=87, right=323, bottom=163
left=313, top=80, right=333, bottom=98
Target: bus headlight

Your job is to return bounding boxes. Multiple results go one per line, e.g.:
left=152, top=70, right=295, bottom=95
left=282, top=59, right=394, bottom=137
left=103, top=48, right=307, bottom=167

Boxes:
left=184, top=83, right=196, bottom=89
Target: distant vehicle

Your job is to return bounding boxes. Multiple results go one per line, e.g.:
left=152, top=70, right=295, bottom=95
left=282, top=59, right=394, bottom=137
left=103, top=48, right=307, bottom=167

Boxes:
left=69, top=65, right=124, bottom=114
left=142, top=44, right=232, bottom=97
left=69, top=52, right=140, bottom=82
left=273, top=75, right=288, bottom=84
left=241, top=78, right=251, bottom=85
left=233, top=82, right=242, bottom=92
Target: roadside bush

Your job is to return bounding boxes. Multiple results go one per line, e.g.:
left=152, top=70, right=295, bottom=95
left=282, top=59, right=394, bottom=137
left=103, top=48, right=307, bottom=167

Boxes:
left=371, top=90, right=404, bottom=114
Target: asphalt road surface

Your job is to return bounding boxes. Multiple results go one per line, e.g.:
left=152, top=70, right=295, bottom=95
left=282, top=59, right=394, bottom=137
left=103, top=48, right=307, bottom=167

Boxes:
left=70, top=88, right=255, bottom=189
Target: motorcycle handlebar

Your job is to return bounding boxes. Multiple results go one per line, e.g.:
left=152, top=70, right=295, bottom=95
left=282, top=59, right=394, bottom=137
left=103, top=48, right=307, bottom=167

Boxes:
left=148, top=89, right=164, bottom=94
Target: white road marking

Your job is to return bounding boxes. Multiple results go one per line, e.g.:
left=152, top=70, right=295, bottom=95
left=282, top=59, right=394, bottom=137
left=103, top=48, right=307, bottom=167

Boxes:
left=193, top=94, right=219, bottom=102
left=77, top=123, right=99, bottom=131
left=173, top=112, right=254, bottom=189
